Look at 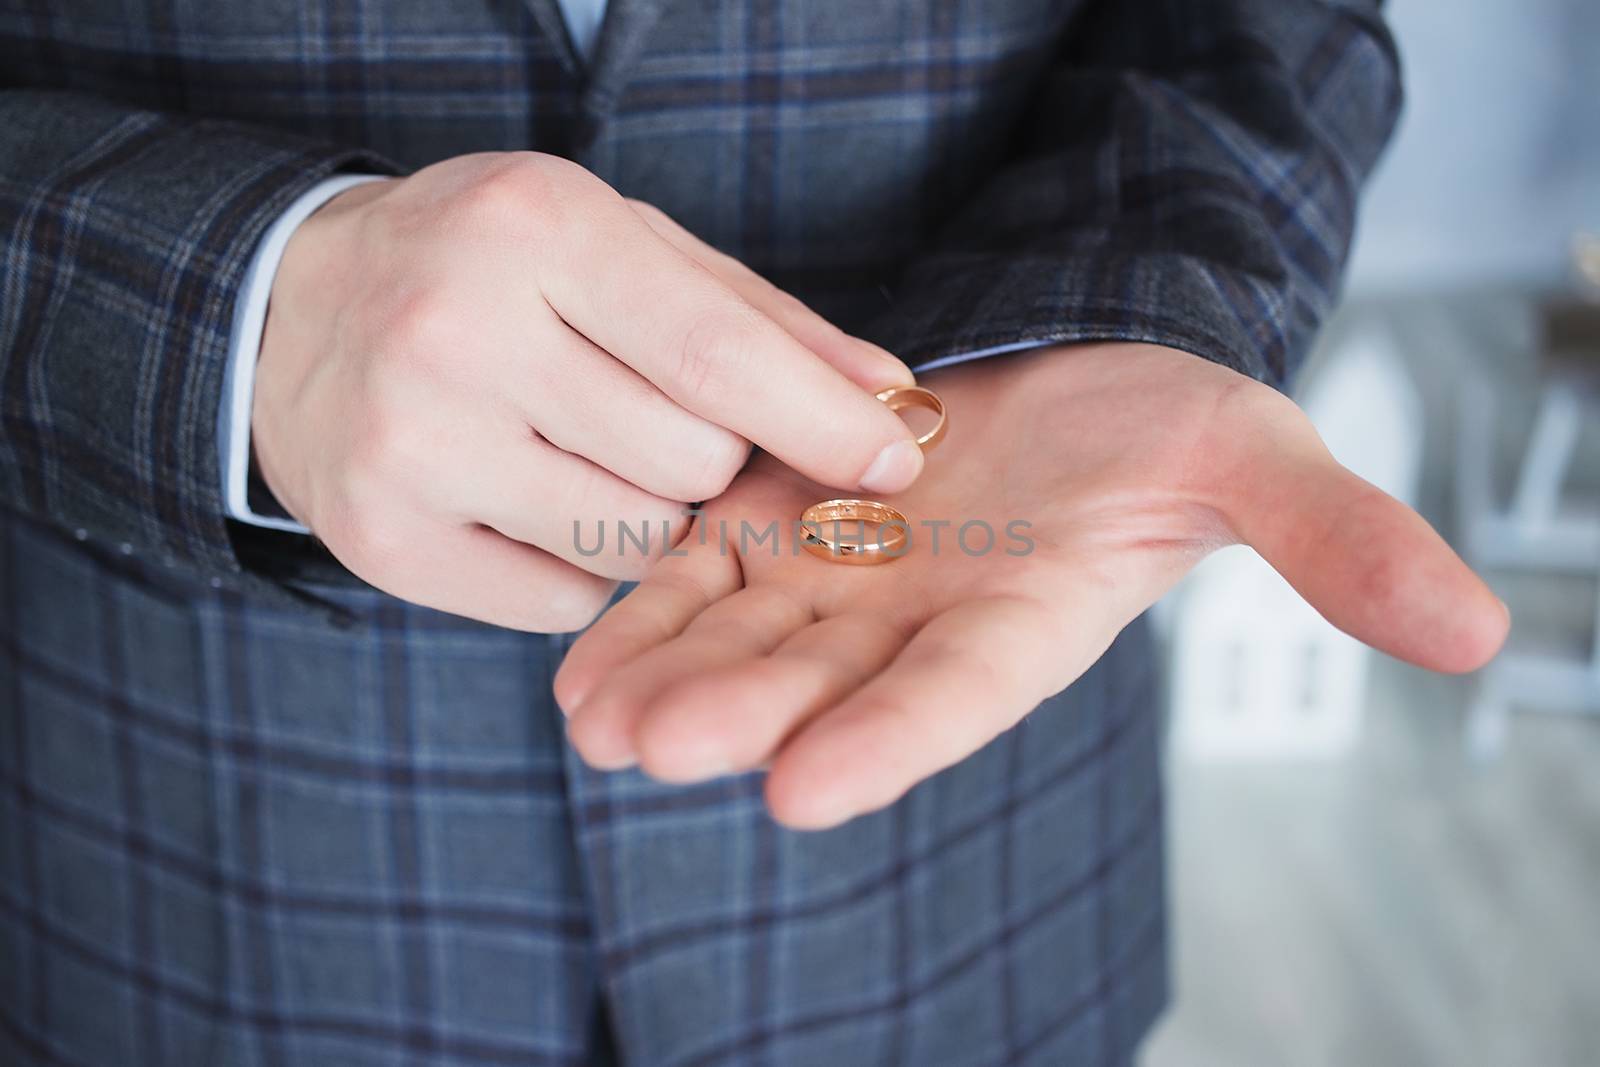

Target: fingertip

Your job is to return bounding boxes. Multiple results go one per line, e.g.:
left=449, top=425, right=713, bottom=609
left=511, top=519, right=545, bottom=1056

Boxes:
left=1427, top=581, right=1510, bottom=674
left=857, top=438, right=924, bottom=494
left=635, top=717, right=734, bottom=784
left=552, top=624, right=616, bottom=715
left=551, top=659, right=591, bottom=716
left=1334, top=527, right=1509, bottom=675
left=565, top=698, right=640, bottom=770
left=631, top=685, right=718, bottom=782
left=763, top=763, right=858, bottom=831
left=1241, top=456, right=1511, bottom=678
left=764, top=719, right=900, bottom=830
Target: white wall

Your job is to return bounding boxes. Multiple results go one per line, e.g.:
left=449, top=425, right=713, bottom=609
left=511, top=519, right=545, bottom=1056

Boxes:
left=1346, top=0, right=1600, bottom=294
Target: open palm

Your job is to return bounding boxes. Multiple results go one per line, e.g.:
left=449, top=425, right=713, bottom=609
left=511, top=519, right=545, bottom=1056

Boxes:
left=555, top=343, right=1507, bottom=828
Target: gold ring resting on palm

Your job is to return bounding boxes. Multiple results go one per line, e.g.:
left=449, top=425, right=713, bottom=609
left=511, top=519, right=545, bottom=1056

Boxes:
left=875, top=386, right=947, bottom=451
left=799, top=499, right=910, bottom=565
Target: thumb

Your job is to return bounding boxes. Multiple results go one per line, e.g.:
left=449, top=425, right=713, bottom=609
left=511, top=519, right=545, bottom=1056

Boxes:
left=627, top=199, right=914, bottom=393
left=1222, top=427, right=1508, bottom=675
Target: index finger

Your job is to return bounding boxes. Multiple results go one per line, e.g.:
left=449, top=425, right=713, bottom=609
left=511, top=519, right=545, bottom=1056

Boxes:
left=538, top=192, right=924, bottom=494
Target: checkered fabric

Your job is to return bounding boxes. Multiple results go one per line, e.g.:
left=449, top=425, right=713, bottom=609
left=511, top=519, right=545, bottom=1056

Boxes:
left=2, top=508, right=1165, bottom=1067
left=0, top=1, right=1399, bottom=1064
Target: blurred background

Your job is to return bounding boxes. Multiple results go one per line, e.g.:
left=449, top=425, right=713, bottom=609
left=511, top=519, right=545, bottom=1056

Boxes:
left=1141, top=2, right=1600, bottom=1064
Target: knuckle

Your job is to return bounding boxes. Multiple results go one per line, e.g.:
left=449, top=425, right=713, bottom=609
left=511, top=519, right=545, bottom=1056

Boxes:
left=341, top=399, right=445, bottom=513
left=670, top=301, right=761, bottom=403
left=522, top=150, right=592, bottom=187
left=769, top=284, right=815, bottom=321
left=549, top=460, right=605, bottom=521
left=347, top=395, right=414, bottom=475
left=459, top=153, right=596, bottom=234
left=628, top=199, right=697, bottom=248
left=319, top=503, right=410, bottom=580
left=377, top=287, right=456, bottom=360
left=1350, top=538, right=1402, bottom=608
left=676, top=428, right=750, bottom=501
left=626, top=198, right=674, bottom=231
left=458, top=158, right=547, bottom=225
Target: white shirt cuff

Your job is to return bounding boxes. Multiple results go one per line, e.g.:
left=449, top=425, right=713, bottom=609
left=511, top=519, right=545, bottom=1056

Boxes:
left=219, top=174, right=390, bottom=533
left=906, top=338, right=1058, bottom=374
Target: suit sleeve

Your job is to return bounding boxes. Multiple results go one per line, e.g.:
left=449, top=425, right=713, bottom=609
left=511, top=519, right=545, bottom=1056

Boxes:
left=0, top=90, right=399, bottom=588
left=862, top=0, right=1402, bottom=391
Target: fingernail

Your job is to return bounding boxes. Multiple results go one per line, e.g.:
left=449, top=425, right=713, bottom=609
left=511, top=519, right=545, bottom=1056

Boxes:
left=858, top=439, right=923, bottom=494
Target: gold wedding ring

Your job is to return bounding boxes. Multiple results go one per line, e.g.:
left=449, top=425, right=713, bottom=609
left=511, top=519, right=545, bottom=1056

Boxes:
left=800, top=384, right=945, bottom=565
left=875, top=385, right=947, bottom=451
left=799, top=500, right=910, bottom=565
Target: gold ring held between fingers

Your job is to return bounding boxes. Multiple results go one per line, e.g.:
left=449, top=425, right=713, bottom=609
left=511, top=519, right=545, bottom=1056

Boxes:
left=875, top=385, right=947, bottom=451
left=799, top=499, right=910, bottom=565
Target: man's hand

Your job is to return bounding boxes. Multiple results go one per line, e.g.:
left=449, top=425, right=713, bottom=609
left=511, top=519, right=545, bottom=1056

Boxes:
left=252, top=152, right=920, bottom=630
left=554, top=343, right=1510, bottom=828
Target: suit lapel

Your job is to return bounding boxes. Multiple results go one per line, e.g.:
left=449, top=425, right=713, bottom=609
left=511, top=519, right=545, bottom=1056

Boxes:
left=521, top=0, right=584, bottom=77
left=579, top=0, right=668, bottom=115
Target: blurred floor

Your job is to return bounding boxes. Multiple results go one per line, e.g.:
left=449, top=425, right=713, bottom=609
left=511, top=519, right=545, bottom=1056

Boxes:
left=1142, top=658, right=1600, bottom=1067
left=1141, top=292, right=1600, bottom=1067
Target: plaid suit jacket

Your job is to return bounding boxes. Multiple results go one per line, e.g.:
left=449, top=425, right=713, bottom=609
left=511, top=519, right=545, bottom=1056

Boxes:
left=0, top=1, right=1399, bottom=1065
